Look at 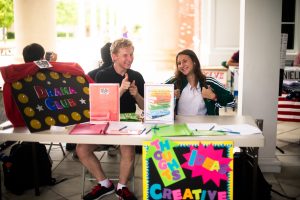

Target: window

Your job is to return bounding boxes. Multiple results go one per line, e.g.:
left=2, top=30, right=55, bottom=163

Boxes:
left=281, top=0, right=296, bottom=50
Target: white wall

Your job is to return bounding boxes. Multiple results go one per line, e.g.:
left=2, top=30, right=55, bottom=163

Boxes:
left=201, top=0, right=240, bottom=66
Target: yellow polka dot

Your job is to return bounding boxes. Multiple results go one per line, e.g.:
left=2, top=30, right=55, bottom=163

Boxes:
left=24, top=76, right=33, bottom=82
left=83, top=109, right=90, bottom=118
left=71, top=112, right=82, bottom=121
left=50, top=71, right=60, bottom=79
left=45, top=116, right=56, bottom=126
left=36, top=72, right=46, bottom=81
left=62, top=73, right=71, bottom=78
left=17, top=93, right=29, bottom=103
left=12, top=81, right=23, bottom=90
left=83, top=87, right=89, bottom=95
left=30, top=119, right=42, bottom=129
left=58, top=114, right=69, bottom=124
left=76, top=76, right=86, bottom=84
left=24, top=107, right=35, bottom=117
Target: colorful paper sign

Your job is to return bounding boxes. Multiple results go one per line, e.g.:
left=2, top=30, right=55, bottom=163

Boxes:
left=202, top=70, right=228, bottom=87
left=144, top=84, right=174, bottom=124
left=10, top=69, right=90, bottom=132
left=89, top=83, right=120, bottom=123
left=143, top=137, right=234, bottom=200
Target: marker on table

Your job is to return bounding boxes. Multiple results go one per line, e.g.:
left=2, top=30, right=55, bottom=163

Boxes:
left=209, top=125, right=215, bottom=131
left=141, top=128, right=146, bottom=134
left=118, top=126, right=128, bottom=131
left=0, top=124, right=13, bottom=130
left=145, top=129, right=152, bottom=135
left=217, top=130, right=240, bottom=134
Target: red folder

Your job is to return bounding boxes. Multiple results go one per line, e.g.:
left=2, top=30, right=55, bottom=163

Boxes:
left=69, top=122, right=109, bottom=135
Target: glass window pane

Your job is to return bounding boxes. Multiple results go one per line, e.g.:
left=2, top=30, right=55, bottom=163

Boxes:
left=282, top=0, right=295, bottom=22
left=281, top=24, right=295, bottom=49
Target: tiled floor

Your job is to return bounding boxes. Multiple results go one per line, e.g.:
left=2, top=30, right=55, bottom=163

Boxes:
left=265, top=121, right=300, bottom=200
left=1, top=118, right=300, bottom=199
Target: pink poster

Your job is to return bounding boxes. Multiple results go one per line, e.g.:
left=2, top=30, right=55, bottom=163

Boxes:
left=89, top=83, right=120, bottom=123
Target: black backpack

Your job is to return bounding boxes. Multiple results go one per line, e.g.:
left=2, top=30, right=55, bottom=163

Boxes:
left=233, top=152, right=272, bottom=200
left=2, top=142, right=56, bottom=195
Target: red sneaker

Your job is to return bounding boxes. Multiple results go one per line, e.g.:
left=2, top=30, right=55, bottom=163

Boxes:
left=83, top=182, right=114, bottom=200
left=115, top=187, right=137, bottom=200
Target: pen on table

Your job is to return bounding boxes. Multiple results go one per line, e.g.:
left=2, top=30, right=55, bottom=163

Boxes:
left=209, top=125, right=215, bottom=131
left=141, top=128, right=146, bottom=134
left=118, top=126, right=128, bottom=131
left=145, top=129, right=152, bottom=135
left=217, top=130, right=240, bottom=134
left=0, top=124, right=13, bottom=130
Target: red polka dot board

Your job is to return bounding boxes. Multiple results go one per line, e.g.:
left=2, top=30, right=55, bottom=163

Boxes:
left=10, top=69, right=90, bottom=132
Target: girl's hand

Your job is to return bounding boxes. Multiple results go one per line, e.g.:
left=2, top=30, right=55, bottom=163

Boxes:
left=202, top=86, right=217, bottom=101
left=174, top=89, right=181, bottom=99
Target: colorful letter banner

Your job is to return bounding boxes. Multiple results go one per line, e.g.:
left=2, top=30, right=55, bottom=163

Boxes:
left=143, top=137, right=234, bottom=200
left=144, top=84, right=174, bottom=124
left=10, top=69, right=90, bottom=132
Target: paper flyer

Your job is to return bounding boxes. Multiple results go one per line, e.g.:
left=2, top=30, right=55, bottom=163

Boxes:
left=144, top=84, right=174, bottom=124
left=89, top=83, right=120, bottom=123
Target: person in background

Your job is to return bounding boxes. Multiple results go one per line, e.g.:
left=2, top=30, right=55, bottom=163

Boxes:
left=22, top=43, right=57, bottom=62
left=77, top=38, right=144, bottom=200
left=88, top=42, right=113, bottom=80
left=166, top=49, right=235, bottom=116
left=293, top=53, right=300, bottom=67
left=226, top=50, right=239, bottom=66
left=22, top=43, right=80, bottom=157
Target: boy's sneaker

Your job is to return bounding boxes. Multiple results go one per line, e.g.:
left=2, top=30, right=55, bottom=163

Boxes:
left=83, top=182, right=115, bottom=200
left=115, top=187, right=137, bottom=200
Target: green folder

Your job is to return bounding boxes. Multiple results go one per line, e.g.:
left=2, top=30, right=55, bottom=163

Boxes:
left=152, top=124, right=192, bottom=136
left=152, top=124, right=226, bottom=136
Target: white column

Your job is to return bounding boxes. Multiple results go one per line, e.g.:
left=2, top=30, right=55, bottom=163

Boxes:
left=76, top=0, right=86, bottom=39
left=239, top=0, right=282, bottom=172
left=13, top=0, right=56, bottom=62
left=90, top=0, right=97, bottom=38
left=141, top=0, right=179, bottom=71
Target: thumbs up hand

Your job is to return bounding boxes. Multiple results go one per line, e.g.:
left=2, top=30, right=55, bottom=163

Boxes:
left=202, top=85, right=217, bottom=101
left=120, top=73, right=131, bottom=91
left=128, top=80, right=144, bottom=110
left=129, top=80, right=138, bottom=97
left=119, top=73, right=131, bottom=97
left=174, top=89, right=181, bottom=99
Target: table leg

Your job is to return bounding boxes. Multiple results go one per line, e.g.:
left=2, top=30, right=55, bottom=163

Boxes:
left=251, top=147, right=258, bottom=200
left=0, top=163, right=2, bottom=200
left=32, top=143, right=40, bottom=196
